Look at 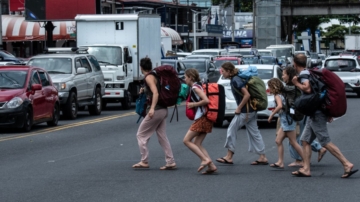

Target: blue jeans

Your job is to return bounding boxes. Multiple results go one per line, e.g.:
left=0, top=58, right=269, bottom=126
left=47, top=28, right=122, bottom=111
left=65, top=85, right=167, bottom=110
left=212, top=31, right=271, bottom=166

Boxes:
left=288, top=117, right=322, bottom=161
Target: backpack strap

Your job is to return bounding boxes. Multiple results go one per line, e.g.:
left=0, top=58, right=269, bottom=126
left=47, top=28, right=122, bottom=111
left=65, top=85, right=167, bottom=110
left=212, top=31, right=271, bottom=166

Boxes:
left=169, top=105, right=178, bottom=123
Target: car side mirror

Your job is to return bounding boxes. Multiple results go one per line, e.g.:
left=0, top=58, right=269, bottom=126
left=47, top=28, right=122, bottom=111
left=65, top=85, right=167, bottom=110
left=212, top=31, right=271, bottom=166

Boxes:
left=77, top=67, right=87, bottom=74
left=127, top=56, right=132, bottom=63
left=31, top=84, right=42, bottom=91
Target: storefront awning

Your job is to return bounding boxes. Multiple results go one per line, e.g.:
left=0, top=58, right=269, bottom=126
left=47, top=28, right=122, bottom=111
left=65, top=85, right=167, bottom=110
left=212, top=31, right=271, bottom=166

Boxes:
left=1, top=15, right=76, bottom=42
left=161, top=27, right=183, bottom=45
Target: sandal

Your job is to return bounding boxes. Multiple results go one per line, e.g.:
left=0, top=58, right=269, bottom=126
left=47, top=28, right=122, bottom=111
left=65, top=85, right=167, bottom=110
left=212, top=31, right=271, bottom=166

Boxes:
left=132, top=163, right=149, bottom=169
left=160, top=165, right=177, bottom=170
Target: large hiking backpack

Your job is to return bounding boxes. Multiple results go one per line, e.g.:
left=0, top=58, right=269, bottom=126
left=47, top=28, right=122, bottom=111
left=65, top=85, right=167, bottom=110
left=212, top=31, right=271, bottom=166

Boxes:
left=191, top=83, right=226, bottom=125
left=282, top=86, right=304, bottom=123
left=233, top=76, right=268, bottom=111
left=294, top=71, right=326, bottom=116
left=146, top=65, right=181, bottom=107
left=310, top=68, right=347, bottom=117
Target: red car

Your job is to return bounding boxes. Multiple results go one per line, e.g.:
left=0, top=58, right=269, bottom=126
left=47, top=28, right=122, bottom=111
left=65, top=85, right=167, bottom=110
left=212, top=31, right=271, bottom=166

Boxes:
left=214, top=56, right=244, bottom=74
left=0, top=65, right=60, bottom=132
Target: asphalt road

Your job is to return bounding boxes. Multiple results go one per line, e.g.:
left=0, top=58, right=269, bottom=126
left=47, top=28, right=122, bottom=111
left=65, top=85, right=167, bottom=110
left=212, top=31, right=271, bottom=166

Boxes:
left=1, top=96, right=360, bottom=202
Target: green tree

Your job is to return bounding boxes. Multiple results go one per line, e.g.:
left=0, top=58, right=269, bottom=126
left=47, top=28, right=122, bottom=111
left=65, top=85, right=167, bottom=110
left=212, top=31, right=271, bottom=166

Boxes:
left=211, top=0, right=253, bottom=12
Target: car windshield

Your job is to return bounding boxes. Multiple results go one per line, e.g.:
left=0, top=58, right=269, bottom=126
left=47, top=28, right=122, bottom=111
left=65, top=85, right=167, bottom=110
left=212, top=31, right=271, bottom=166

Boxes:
left=319, top=55, right=326, bottom=60
left=324, top=59, right=357, bottom=72
left=85, top=46, right=122, bottom=65
left=186, top=56, right=209, bottom=60
left=214, top=60, right=238, bottom=68
left=192, top=52, right=218, bottom=56
left=28, top=58, right=72, bottom=74
left=181, top=61, right=206, bottom=72
left=0, top=70, right=27, bottom=89
left=242, top=57, right=259, bottom=64
left=260, top=57, right=275, bottom=65
left=272, top=48, right=292, bottom=58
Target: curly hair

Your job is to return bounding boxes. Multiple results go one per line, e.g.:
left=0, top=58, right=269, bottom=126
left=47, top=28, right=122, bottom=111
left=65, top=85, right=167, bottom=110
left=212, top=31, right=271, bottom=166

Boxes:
left=267, top=78, right=284, bottom=95
left=283, top=65, right=297, bottom=86
left=185, top=68, right=201, bottom=82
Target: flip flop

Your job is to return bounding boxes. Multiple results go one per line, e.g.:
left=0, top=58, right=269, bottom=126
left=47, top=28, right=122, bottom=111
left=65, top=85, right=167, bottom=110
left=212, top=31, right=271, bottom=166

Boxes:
left=132, top=163, right=149, bottom=169
left=292, top=170, right=311, bottom=177
left=270, top=163, right=284, bottom=169
left=288, top=162, right=303, bottom=167
left=318, top=150, right=327, bottom=162
left=251, top=160, right=269, bottom=165
left=160, top=165, right=177, bottom=170
left=197, top=164, right=209, bottom=172
left=202, top=169, right=218, bottom=175
left=341, top=169, right=359, bottom=178
left=216, top=157, right=234, bottom=164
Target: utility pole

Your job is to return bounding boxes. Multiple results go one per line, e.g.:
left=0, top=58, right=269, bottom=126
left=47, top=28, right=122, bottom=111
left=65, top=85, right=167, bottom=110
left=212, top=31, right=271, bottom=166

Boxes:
left=187, top=0, right=190, bottom=51
left=231, top=0, right=235, bottom=42
left=175, top=0, right=178, bottom=53
left=0, top=0, right=3, bottom=50
left=252, top=0, right=256, bottom=48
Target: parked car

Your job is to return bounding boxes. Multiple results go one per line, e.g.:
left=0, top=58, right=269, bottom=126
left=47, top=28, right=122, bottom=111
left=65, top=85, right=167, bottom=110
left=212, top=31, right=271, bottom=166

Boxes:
left=175, top=52, right=191, bottom=60
left=241, top=55, right=260, bottom=64
left=259, top=56, right=280, bottom=65
left=181, top=59, right=219, bottom=83
left=0, top=65, right=60, bottom=132
left=191, top=49, right=227, bottom=56
left=213, top=56, right=243, bottom=68
left=229, top=48, right=259, bottom=56
left=217, top=64, right=283, bottom=125
left=323, top=55, right=360, bottom=97
left=27, top=47, right=105, bottom=119
left=258, top=49, right=273, bottom=57
left=310, top=52, right=323, bottom=67
left=161, top=59, right=186, bottom=78
left=185, top=54, right=215, bottom=61
left=0, top=50, right=24, bottom=64
left=294, top=50, right=312, bottom=68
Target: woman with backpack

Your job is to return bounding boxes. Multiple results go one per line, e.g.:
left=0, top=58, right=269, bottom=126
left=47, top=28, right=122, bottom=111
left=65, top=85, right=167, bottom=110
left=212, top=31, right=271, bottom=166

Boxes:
left=132, top=57, right=177, bottom=170
left=267, top=77, right=304, bottom=169
left=183, top=68, right=217, bottom=174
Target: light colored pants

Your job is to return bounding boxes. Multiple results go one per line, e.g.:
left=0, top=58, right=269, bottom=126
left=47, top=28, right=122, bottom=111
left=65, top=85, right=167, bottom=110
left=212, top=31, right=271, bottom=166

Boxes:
left=224, top=112, right=266, bottom=155
left=136, top=108, right=175, bottom=164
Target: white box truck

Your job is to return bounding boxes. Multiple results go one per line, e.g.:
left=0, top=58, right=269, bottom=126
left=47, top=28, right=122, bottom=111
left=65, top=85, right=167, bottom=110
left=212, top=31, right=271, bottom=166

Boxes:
left=345, top=35, right=360, bottom=51
left=75, top=14, right=161, bottom=109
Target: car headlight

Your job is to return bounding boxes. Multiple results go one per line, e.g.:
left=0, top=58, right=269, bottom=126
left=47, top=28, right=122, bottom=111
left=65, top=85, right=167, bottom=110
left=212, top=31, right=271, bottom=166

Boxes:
left=117, top=76, right=125, bottom=80
left=53, top=83, right=66, bottom=91
left=6, top=97, right=23, bottom=108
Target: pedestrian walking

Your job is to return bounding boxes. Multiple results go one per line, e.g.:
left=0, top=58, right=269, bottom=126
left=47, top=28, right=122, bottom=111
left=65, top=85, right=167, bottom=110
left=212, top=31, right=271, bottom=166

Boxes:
left=183, top=68, right=217, bottom=174
left=267, top=77, right=304, bottom=169
left=216, top=62, right=268, bottom=165
left=278, top=66, right=327, bottom=167
left=132, top=57, right=176, bottom=170
left=291, top=53, right=357, bottom=178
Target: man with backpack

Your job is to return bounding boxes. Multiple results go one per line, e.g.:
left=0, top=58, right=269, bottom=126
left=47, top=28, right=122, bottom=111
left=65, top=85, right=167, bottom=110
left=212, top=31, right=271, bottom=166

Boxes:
left=216, top=62, right=268, bottom=165
left=291, top=53, right=357, bottom=178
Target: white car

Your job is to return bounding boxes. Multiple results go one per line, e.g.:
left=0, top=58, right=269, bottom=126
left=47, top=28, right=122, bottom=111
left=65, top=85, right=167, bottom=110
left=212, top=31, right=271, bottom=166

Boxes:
left=322, top=55, right=360, bottom=97
left=217, top=64, right=283, bottom=125
left=191, top=49, right=227, bottom=56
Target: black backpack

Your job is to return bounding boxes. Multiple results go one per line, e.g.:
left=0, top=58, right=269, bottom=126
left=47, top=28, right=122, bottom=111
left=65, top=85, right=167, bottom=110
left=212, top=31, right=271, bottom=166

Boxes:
left=282, top=86, right=304, bottom=124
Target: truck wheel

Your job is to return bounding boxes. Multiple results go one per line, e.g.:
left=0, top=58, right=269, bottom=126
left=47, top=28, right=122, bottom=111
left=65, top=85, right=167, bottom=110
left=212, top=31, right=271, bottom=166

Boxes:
left=121, top=91, right=132, bottom=110
left=63, top=92, right=78, bottom=120
left=89, top=88, right=102, bottom=115
left=47, top=103, right=60, bottom=126
left=22, top=108, right=33, bottom=132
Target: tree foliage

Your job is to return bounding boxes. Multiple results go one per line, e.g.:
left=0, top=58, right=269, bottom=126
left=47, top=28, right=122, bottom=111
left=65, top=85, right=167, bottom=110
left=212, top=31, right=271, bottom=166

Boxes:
left=211, top=0, right=253, bottom=12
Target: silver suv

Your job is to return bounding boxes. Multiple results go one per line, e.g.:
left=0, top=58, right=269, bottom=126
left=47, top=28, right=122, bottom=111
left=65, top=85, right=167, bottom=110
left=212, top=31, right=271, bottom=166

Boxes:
left=27, top=47, right=105, bottom=119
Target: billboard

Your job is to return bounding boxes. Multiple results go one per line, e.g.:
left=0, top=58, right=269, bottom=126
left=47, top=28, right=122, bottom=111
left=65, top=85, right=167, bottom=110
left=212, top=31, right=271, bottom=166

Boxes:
left=9, top=0, right=25, bottom=12
left=25, top=0, right=98, bottom=21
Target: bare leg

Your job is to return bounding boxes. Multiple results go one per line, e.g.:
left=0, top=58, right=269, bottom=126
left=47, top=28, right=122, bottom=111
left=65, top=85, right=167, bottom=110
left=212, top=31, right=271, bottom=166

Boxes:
left=323, top=142, right=354, bottom=175
left=183, top=130, right=211, bottom=169
left=287, top=130, right=305, bottom=162
left=272, top=127, right=286, bottom=167
left=194, top=133, right=217, bottom=172
left=293, top=141, right=312, bottom=176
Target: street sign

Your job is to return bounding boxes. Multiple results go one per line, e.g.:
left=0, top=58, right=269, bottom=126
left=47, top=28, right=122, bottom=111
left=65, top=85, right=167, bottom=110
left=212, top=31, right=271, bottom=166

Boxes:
left=115, top=22, right=124, bottom=30
left=206, top=24, right=223, bottom=34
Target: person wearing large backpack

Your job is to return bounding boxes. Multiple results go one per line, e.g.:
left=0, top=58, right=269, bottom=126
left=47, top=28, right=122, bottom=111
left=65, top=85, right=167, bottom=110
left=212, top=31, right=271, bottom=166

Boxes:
left=183, top=68, right=217, bottom=174
left=132, top=58, right=177, bottom=170
left=216, top=62, right=268, bottom=165
left=291, top=53, right=357, bottom=178
left=281, top=66, right=327, bottom=167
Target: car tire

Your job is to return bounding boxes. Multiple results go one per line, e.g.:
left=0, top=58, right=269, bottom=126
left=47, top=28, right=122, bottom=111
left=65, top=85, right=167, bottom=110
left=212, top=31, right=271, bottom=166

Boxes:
left=121, top=90, right=132, bottom=110
left=63, top=92, right=78, bottom=120
left=88, top=88, right=102, bottom=115
left=47, top=103, right=60, bottom=126
left=22, top=108, right=33, bottom=132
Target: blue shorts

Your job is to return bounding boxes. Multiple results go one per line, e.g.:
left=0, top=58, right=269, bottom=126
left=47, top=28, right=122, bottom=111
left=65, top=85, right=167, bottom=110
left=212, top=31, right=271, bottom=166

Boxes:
left=280, top=113, right=296, bottom=132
